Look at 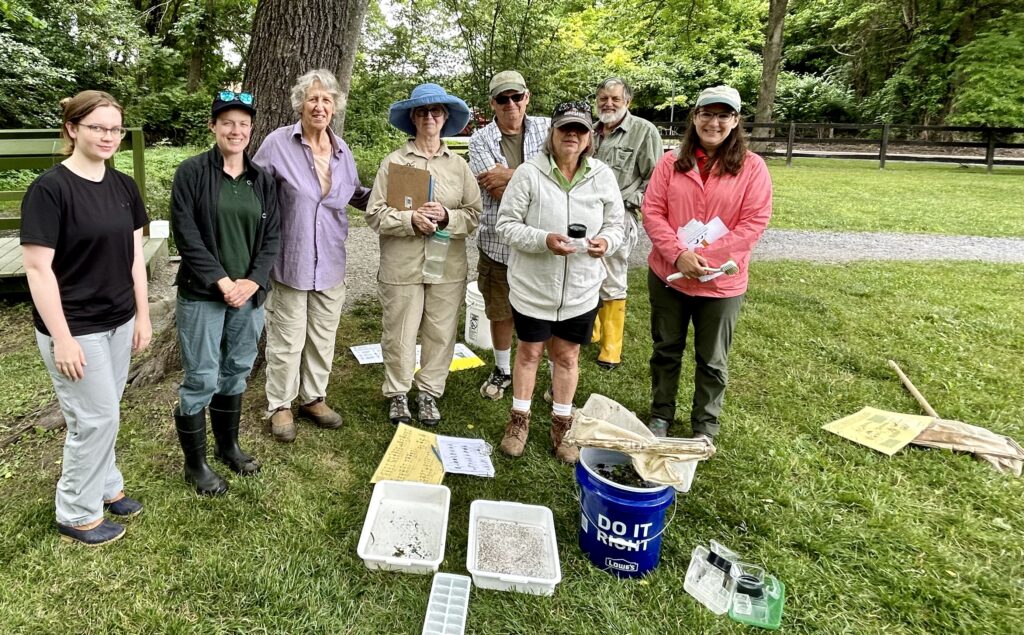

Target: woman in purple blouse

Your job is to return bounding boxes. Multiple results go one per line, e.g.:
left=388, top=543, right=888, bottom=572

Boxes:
left=252, top=69, right=369, bottom=443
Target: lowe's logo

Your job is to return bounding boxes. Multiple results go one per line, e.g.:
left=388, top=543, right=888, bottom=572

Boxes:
left=606, top=558, right=638, bottom=573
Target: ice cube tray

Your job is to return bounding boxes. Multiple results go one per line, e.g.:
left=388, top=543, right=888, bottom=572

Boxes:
left=421, top=572, right=471, bottom=635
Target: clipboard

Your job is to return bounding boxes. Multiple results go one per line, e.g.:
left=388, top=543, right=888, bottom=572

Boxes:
left=386, top=162, right=434, bottom=210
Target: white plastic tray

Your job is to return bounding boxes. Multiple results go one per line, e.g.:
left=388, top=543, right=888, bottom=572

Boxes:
left=357, top=480, right=450, bottom=575
left=466, top=500, right=561, bottom=596
left=422, top=572, right=471, bottom=635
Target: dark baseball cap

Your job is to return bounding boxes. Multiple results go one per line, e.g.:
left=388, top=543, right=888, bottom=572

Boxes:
left=211, top=90, right=256, bottom=119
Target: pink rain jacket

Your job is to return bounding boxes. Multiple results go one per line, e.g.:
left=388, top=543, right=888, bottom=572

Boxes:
left=642, top=149, right=773, bottom=298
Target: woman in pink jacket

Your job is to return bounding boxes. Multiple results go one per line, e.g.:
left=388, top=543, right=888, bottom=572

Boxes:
left=642, top=85, right=772, bottom=441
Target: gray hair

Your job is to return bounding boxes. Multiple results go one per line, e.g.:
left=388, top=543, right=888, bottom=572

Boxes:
left=290, top=69, right=345, bottom=116
left=542, top=126, right=595, bottom=164
left=596, top=77, right=633, bottom=103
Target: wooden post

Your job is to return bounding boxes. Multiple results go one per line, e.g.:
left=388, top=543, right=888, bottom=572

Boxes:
left=131, top=128, right=147, bottom=206
left=879, top=123, right=889, bottom=170
left=984, top=127, right=996, bottom=173
left=786, top=122, right=795, bottom=167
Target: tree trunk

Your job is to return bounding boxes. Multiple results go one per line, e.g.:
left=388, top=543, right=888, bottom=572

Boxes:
left=752, top=0, right=788, bottom=151
left=244, top=0, right=371, bottom=149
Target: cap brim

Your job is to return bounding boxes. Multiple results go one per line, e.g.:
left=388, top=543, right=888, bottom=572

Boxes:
left=490, top=83, right=527, bottom=98
left=553, top=115, right=593, bottom=129
left=212, top=103, right=256, bottom=118
left=696, top=97, right=740, bottom=112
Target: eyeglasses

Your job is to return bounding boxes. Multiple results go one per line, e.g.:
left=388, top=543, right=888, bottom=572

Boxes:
left=413, top=107, right=446, bottom=119
left=78, top=124, right=128, bottom=139
left=696, top=111, right=737, bottom=123
left=218, top=90, right=254, bottom=105
left=494, top=93, right=527, bottom=105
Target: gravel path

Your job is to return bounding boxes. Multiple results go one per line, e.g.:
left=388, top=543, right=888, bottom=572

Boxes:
left=341, top=227, right=1024, bottom=308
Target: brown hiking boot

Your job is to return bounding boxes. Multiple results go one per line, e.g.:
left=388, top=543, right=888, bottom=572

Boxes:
left=499, top=410, right=531, bottom=457
left=270, top=407, right=296, bottom=443
left=298, top=398, right=342, bottom=429
left=550, top=413, right=578, bottom=464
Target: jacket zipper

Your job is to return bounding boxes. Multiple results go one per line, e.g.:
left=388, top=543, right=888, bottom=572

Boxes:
left=557, top=189, right=570, bottom=320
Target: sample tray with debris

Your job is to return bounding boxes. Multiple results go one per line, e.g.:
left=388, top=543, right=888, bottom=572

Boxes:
left=357, top=480, right=450, bottom=575
left=422, top=572, right=471, bottom=635
left=466, top=500, right=561, bottom=596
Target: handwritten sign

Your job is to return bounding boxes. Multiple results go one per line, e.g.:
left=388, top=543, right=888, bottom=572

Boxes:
left=822, top=406, right=933, bottom=456
left=371, top=424, right=444, bottom=484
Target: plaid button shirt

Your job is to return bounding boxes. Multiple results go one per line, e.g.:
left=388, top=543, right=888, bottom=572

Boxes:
left=468, top=115, right=550, bottom=263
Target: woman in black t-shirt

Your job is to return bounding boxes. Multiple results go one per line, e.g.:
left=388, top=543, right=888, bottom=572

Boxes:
left=21, top=91, right=151, bottom=547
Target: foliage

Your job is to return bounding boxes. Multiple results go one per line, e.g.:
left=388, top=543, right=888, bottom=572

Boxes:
left=948, top=11, right=1024, bottom=128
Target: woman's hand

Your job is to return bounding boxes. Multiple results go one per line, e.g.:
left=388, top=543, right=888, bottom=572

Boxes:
left=224, top=279, right=259, bottom=308
left=412, top=206, right=438, bottom=234
left=545, top=233, right=576, bottom=255
left=586, top=237, right=608, bottom=258
left=133, top=315, right=153, bottom=352
left=53, top=336, right=86, bottom=381
left=674, top=250, right=709, bottom=279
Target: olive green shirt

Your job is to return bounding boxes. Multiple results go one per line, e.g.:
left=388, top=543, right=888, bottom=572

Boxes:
left=594, top=110, right=664, bottom=217
left=549, top=155, right=592, bottom=191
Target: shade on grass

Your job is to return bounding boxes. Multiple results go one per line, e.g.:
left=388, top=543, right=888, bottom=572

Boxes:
left=0, top=261, right=1022, bottom=633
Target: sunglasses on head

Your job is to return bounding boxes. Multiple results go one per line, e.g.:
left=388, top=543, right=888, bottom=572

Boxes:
left=218, top=90, right=253, bottom=105
left=553, top=100, right=591, bottom=116
left=494, top=92, right=526, bottom=105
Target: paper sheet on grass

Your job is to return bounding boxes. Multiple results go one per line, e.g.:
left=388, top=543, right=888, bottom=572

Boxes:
left=436, top=436, right=495, bottom=477
left=565, top=394, right=715, bottom=492
left=371, top=424, right=444, bottom=484
left=822, top=407, right=933, bottom=455
left=350, top=343, right=484, bottom=371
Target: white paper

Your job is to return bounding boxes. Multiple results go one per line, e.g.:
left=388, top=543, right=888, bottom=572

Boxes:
left=675, top=217, right=730, bottom=283
left=435, top=435, right=495, bottom=478
left=350, top=343, right=482, bottom=367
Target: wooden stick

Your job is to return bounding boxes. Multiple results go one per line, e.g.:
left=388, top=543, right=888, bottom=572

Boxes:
left=887, top=360, right=940, bottom=417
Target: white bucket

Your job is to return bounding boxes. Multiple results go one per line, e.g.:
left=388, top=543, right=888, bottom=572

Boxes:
left=464, top=281, right=492, bottom=350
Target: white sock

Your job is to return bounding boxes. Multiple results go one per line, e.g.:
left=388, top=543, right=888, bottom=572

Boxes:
left=493, top=348, right=511, bottom=374
left=512, top=397, right=532, bottom=413
left=552, top=402, right=572, bottom=417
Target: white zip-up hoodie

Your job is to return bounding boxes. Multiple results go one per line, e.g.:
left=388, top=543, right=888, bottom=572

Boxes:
left=496, top=153, right=625, bottom=322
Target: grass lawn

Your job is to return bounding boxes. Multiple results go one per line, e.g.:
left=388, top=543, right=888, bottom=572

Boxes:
left=1, top=261, right=1022, bottom=633
left=768, top=158, right=1024, bottom=237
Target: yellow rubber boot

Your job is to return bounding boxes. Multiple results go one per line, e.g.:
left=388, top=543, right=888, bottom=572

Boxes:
left=596, top=299, right=626, bottom=368
left=591, top=312, right=602, bottom=344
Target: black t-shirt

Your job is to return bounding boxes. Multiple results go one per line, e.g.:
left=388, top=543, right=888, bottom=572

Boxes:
left=20, top=164, right=148, bottom=336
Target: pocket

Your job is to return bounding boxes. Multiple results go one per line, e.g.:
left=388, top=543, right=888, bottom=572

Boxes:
left=610, top=147, right=634, bottom=171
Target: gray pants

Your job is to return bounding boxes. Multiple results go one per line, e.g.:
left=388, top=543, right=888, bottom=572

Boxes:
left=600, top=213, right=639, bottom=301
left=36, top=318, right=134, bottom=526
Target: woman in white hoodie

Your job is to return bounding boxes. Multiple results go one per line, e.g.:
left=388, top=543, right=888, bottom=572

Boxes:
left=495, top=101, right=624, bottom=463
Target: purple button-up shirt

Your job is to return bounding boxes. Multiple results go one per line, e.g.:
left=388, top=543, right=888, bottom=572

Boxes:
left=253, top=121, right=367, bottom=291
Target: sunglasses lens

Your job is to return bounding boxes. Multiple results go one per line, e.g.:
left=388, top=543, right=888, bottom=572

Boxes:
left=239, top=92, right=253, bottom=105
left=218, top=90, right=233, bottom=102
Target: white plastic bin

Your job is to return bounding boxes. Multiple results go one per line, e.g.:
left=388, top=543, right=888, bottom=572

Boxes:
left=357, top=481, right=450, bottom=575
left=464, top=282, right=492, bottom=351
left=466, top=500, right=561, bottom=596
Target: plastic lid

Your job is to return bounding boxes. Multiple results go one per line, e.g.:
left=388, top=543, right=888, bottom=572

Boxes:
left=706, top=548, right=733, bottom=573
left=567, top=223, right=587, bottom=238
left=433, top=229, right=451, bottom=239
left=736, top=573, right=765, bottom=598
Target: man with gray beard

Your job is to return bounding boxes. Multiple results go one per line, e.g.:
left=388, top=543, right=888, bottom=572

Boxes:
left=591, top=77, right=664, bottom=368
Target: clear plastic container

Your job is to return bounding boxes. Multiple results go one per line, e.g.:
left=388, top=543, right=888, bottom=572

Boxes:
left=422, top=572, right=471, bottom=635
left=728, top=563, right=785, bottom=630
left=566, top=223, right=588, bottom=255
left=423, top=229, right=450, bottom=279
left=683, top=540, right=740, bottom=614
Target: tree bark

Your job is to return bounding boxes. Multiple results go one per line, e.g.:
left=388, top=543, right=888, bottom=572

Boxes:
left=752, top=0, right=788, bottom=150
left=244, top=0, right=371, bottom=149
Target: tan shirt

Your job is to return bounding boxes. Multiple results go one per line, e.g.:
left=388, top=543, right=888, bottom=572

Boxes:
left=366, top=140, right=482, bottom=285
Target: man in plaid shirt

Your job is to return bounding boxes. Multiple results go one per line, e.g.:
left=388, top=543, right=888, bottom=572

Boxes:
left=469, top=70, right=550, bottom=400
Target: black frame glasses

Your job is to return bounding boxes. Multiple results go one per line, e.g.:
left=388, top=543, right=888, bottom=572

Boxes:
left=494, top=92, right=527, bottom=105
left=217, top=90, right=254, bottom=105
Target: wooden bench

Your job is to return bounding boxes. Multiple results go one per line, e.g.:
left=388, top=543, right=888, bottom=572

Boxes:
left=0, top=127, right=165, bottom=293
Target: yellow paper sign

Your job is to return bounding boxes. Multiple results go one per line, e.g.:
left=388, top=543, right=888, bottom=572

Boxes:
left=371, top=423, right=445, bottom=484
left=822, top=406, right=933, bottom=456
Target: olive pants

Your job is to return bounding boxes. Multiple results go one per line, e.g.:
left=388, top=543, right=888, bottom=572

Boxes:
left=647, top=269, right=744, bottom=437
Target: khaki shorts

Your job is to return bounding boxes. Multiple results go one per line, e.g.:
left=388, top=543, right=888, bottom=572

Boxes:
left=476, top=249, right=513, bottom=321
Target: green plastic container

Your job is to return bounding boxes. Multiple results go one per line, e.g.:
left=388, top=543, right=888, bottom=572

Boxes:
left=727, top=564, right=785, bottom=630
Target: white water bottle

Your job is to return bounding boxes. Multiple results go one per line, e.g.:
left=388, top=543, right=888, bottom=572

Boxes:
left=422, top=229, right=450, bottom=279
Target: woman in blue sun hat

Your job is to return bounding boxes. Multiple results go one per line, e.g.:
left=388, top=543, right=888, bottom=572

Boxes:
left=366, top=84, right=482, bottom=427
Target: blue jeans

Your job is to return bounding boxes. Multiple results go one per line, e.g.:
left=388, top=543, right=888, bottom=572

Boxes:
left=176, top=296, right=265, bottom=415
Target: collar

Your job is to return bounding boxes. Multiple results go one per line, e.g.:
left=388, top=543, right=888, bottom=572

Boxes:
left=290, top=121, right=343, bottom=155
left=546, top=153, right=591, bottom=182
left=596, top=110, right=633, bottom=136
left=487, top=114, right=540, bottom=138
left=403, top=139, right=451, bottom=160
left=206, top=144, right=259, bottom=179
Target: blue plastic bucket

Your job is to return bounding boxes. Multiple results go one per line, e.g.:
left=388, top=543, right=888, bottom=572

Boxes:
left=576, top=447, right=676, bottom=578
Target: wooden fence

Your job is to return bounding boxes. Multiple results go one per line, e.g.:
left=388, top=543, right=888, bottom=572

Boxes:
left=652, top=122, right=1024, bottom=172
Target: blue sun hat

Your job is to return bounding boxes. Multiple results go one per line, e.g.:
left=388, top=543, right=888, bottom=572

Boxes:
left=388, top=83, right=471, bottom=137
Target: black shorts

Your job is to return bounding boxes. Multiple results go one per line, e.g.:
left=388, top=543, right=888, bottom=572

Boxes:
left=511, top=305, right=599, bottom=345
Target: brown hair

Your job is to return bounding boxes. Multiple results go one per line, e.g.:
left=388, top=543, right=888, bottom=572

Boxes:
left=59, top=90, right=124, bottom=155
left=674, top=107, right=747, bottom=177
